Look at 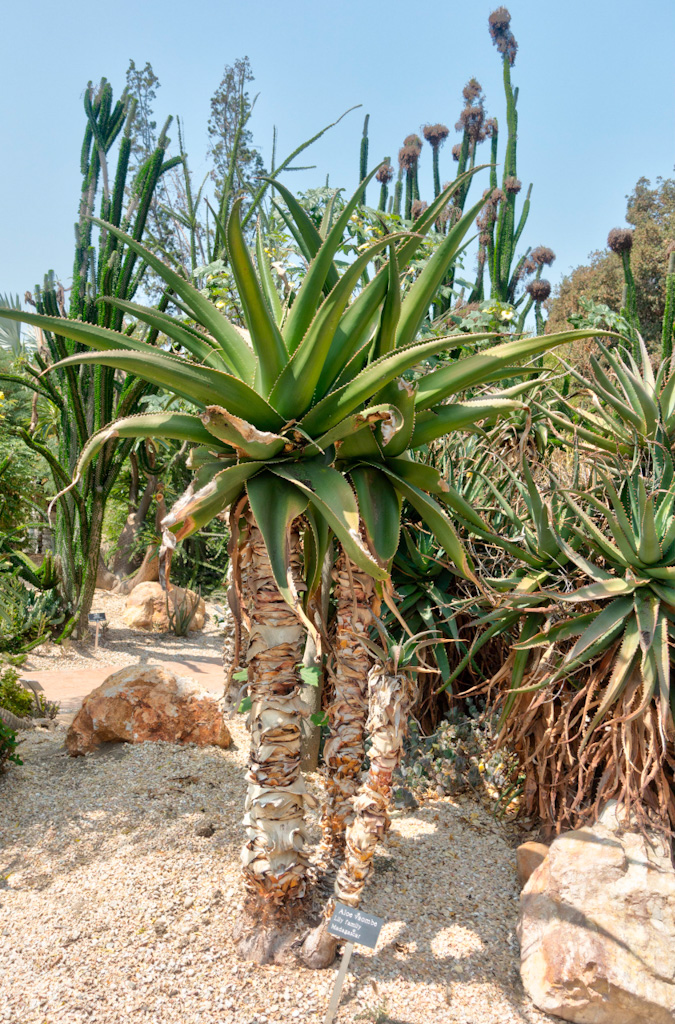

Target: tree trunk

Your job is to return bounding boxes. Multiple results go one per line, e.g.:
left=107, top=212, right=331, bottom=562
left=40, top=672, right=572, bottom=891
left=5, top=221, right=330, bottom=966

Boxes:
left=319, top=548, right=378, bottom=864
left=234, top=506, right=312, bottom=962
left=301, top=662, right=412, bottom=968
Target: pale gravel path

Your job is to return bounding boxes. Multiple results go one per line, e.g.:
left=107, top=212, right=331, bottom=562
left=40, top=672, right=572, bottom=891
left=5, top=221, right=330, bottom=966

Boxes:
left=0, top=717, right=558, bottom=1024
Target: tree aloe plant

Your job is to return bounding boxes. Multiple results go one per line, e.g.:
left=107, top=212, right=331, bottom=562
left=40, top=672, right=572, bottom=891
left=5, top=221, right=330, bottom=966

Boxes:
left=0, top=162, right=600, bottom=961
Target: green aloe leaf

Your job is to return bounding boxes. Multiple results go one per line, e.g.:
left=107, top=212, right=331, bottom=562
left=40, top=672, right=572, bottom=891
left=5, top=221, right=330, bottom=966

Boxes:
left=415, top=329, right=617, bottom=411
left=373, top=243, right=401, bottom=360
left=270, top=460, right=388, bottom=580
left=301, top=333, right=477, bottom=436
left=49, top=350, right=285, bottom=430
left=580, top=614, right=640, bottom=750
left=100, top=297, right=229, bottom=368
left=281, top=165, right=382, bottom=353
left=246, top=472, right=310, bottom=617
left=315, top=167, right=490, bottom=393
left=410, top=397, right=525, bottom=447
left=91, top=218, right=256, bottom=381
left=557, top=579, right=636, bottom=603
left=164, top=461, right=265, bottom=540
left=266, top=178, right=339, bottom=294
left=255, top=220, right=283, bottom=327
left=269, top=233, right=401, bottom=418
left=395, top=193, right=488, bottom=350
left=380, top=465, right=474, bottom=579
left=227, top=198, right=287, bottom=394
left=350, top=465, right=402, bottom=566
left=73, top=412, right=228, bottom=483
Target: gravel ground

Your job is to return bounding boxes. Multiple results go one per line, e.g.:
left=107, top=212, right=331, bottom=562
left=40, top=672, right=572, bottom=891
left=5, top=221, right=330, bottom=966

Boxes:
left=0, top=715, right=558, bottom=1024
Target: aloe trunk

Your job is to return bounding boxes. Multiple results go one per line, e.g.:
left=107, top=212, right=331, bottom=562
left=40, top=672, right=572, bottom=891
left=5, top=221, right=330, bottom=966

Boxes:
left=237, top=507, right=310, bottom=949
left=319, top=548, right=378, bottom=862
left=334, top=662, right=410, bottom=903
left=302, top=659, right=411, bottom=967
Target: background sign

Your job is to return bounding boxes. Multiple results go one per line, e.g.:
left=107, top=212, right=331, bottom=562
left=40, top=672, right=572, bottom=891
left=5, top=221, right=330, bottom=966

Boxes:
left=327, top=903, right=384, bottom=949
left=88, top=612, right=107, bottom=622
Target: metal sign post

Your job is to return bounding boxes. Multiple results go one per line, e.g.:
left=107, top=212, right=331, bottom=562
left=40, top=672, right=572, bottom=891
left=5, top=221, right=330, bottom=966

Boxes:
left=323, top=904, right=385, bottom=1024
left=88, top=612, right=106, bottom=652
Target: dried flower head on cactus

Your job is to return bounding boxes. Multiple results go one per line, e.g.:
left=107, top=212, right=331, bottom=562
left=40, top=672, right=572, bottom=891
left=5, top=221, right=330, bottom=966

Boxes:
left=398, top=145, right=419, bottom=170
left=489, top=6, right=518, bottom=64
left=376, top=163, right=394, bottom=185
left=607, top=227, right=634, bottom=254
left=527, top=278, right=552, bottom=302
left=422, top=123, right=450, bottom=148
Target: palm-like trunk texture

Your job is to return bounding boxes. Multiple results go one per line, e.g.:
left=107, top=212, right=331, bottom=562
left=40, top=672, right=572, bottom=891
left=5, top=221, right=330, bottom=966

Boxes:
left=334, top=664, right=411, bottom=904
left=302, top=660, right=412, bottom=967
left=239, top=508, right=310, bottom=905
left=320, top=549, right=378, bottom=861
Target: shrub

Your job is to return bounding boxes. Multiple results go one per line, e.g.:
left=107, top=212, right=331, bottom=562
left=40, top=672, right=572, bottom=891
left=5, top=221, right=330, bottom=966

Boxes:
left=0, top=718, right=22, bottom=771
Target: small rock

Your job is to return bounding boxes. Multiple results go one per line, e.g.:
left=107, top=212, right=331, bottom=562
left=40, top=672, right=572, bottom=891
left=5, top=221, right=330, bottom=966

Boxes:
left=516, top=841, right=548, bottom=887
left=154, top=917, right=168, bottom=936
left=183, top=896, right=195, bottom=909
left=195, top=822, right=215, bottom=838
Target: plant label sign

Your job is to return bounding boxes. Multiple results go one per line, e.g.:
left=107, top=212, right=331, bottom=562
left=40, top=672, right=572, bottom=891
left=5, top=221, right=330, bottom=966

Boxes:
left=327, top=903, right=384, bottom=949
left=88, top=613, right=107, bottom=622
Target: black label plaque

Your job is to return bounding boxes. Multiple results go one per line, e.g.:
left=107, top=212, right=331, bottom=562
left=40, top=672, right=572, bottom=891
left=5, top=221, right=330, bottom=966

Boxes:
left=88, top=612, right=107, bottom=622
left=327, top=903, right=384, bottom=949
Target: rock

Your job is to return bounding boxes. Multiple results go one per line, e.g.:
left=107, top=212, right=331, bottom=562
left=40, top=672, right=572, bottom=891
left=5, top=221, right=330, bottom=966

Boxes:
left=516, top=841, right=549, bottom=887
left=66, top=666, right=230, bottom=756
left=122, top=581, right=205, bottom=632
left=195, top=822, right=216, bottom=838
left=518, top=801, right=675, bottom=1024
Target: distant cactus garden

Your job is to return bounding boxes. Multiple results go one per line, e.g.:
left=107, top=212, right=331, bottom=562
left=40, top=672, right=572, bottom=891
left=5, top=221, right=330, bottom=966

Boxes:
left=2, top=5, right=675, bottom=964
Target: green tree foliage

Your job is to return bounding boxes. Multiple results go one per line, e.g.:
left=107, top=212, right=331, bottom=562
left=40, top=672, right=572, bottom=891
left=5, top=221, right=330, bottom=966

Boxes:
left=207, top=57, right=266, bottom=206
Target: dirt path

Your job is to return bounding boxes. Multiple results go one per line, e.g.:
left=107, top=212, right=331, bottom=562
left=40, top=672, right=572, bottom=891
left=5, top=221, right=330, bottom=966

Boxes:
left=19, top=590, right=234, bottom=715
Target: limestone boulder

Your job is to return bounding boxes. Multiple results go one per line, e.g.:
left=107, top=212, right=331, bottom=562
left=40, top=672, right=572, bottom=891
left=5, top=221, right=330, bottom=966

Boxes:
left=516, top=841, right=549, bottom=887
left=66, top=666, right=230, bottom=756
left=518, top=802, right=675, bottom=1024
left=122, top=581, right=205, bottom=632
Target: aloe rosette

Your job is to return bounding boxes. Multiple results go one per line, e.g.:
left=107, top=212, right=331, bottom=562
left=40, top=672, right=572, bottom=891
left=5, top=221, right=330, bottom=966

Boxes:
left=0, top=168, right=601, bottom=945
left=511, top=455, right=675, bottom=828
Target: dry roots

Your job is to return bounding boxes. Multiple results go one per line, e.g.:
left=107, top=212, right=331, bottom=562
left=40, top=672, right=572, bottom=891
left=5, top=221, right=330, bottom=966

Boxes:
left=496, top=649, right=675, bottom=836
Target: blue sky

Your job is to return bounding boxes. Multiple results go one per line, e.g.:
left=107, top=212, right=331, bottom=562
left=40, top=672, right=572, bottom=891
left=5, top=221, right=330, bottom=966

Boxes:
left=1, top=0, right=674, bottom=301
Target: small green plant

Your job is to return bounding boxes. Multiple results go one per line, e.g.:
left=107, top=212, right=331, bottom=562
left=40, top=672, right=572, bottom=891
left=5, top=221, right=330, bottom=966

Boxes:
left=165, top=585, right=202, bottom=637
left=0, top=718, right=22, bottom=771
left=0, top=665, right=33, bottom=718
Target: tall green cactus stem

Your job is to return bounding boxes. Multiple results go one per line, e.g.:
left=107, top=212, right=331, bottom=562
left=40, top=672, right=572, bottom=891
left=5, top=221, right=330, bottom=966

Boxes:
left=405, top=169, right=414, bottom=221
left=431, top=146, right=441, bottom=198
left=393, top=168, right=403, bottom=217
left=359, top=114, right=370, bottom=197
left=620, top=250, right=641, bottom=357
left=378, top=181, right=388, bottom=212
left=0, top=79, right=176, bottom=637
left=662, top=249, right=675, bottom=360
